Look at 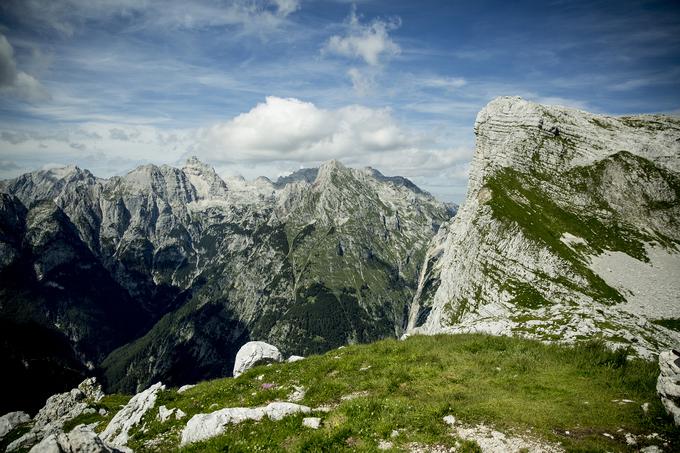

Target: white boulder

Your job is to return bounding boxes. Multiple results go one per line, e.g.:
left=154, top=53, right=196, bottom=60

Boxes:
left=657, top=349, right=680, bottom=425
left=232, top=341, right=283, bottom=377
left=181, top=402, right=310, bottom=445
left=100, top=382, right=165, bottom=447
left=0, top=411, right=30, bottom=440
left=177, top=384, right=196, bottom=393
left=287, top=355, right=304, bottom=363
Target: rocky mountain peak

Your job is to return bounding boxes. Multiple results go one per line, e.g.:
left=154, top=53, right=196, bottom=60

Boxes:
left=313, top=160, right=354, bottom=190
left=181, top=156, right=228, bottom=200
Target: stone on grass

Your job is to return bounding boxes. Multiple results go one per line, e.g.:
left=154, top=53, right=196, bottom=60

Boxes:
left=288, top=385, right=306, bottom=402
left=302, top=417, right=321, bottom=429
left=233, top=341, right=283, bottom=377
left=443, top=415, right=456, bottom=426
left=177, top=384, right=195, bottom=394
left=181, top=402, right=310, bottom=445
left=158, top=406, right=174, bottom=423
left=287, top=355, right=304, bottom=363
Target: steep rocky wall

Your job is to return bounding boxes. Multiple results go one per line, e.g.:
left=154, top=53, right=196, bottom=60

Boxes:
left=408, top=97, right=680, bottom=357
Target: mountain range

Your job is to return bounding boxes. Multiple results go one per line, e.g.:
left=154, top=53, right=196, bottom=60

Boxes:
left=1, top=96, right=679, bottom=416
left=0, top=156, right=453, bottom=413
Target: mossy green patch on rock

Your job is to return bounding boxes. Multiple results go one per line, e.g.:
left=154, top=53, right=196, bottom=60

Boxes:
left=652, top=318, right=680, bottom=332
left=501, top=279, right=552, bottom=309
left=482, top=150, right=680, bottom=306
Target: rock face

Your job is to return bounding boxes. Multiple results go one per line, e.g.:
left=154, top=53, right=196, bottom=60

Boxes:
left=180, top=402, right=311, bottom=445
left=407, top=97, right=680, bottom=357
left=232, top=341, right=284, bottom=377
left=7, top=378, right=105, bottom=451
left=100, top=382, right=165, bottom=447
left=0, top=158, right=451, bottom=403
left=0, top=411, right=30, bottom=440
left=657, top=350, right=680, bottom=425
left=28, top=425, right=127, bottom=453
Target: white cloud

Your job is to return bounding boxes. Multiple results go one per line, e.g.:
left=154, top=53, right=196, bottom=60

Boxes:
left=0, top=97, right=473, bottom=203
left=323, top=7, right=401, bottom=66
left=0, top=33, right=49, bottom=101
left=198, top=96, right=417, bottom=162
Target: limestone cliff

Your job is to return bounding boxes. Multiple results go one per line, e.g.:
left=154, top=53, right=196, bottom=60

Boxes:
left=407, top=97, right=680, bottom=357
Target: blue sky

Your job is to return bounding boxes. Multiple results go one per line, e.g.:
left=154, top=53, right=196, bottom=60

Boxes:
left=1, top=0, right=679, bottom=203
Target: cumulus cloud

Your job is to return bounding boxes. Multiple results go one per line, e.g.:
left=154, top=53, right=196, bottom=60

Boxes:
left=109, top=127, right=141, bottom=141
left=0, top=33, right=49, bottom=101
left=198, top=96, right=416, bottom=162
left=323, top=7, right=401, bottom=66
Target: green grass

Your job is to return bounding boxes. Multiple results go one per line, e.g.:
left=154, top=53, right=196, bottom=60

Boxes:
left=42, top=334, right=675, bottom=452
left=652, top=318, right=680, bottom=333
left=61, top=394, right=131, bottom=433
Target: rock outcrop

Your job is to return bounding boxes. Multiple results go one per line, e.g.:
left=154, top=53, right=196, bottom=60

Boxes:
left=0, top=411, right=30, bottom=440
left=100, top=382, right=165, bottom=447
left=657, top=350, right=680, bottom=425
left=407, top=97, right=680, bottom=357
left=7, top=378, right=105, bottom=451
left=180, top=402, right=311, bottom=445
left=28, top=425, right=128, bottom=453
left=233, top=341, right=284, bottom=377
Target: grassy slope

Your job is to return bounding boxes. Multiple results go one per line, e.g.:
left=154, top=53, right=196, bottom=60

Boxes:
left=36, top=334, right=674, bottom=452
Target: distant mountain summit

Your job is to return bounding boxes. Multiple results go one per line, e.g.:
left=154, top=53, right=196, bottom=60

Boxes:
left=0, top=157, right=452, bottom=411
left=407, top=96, right=680, bottom=357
